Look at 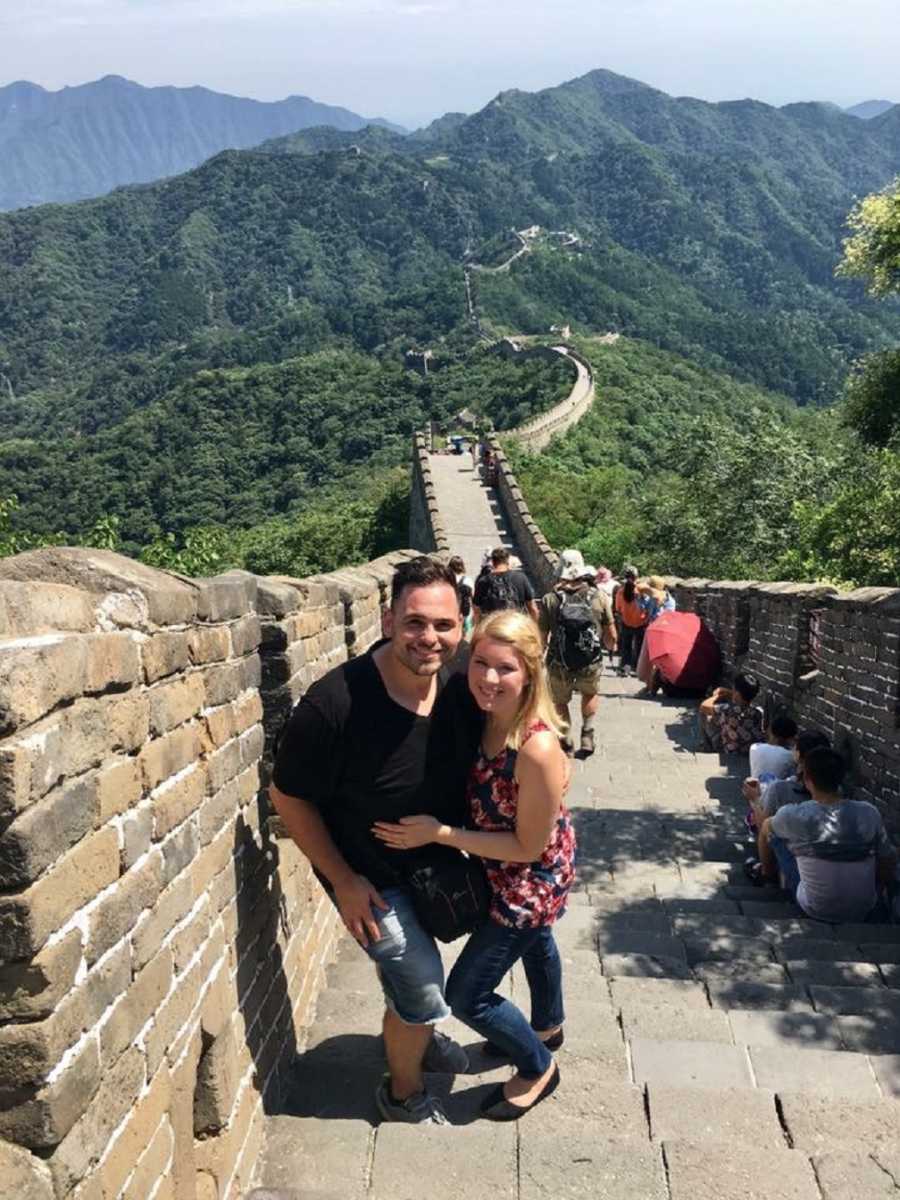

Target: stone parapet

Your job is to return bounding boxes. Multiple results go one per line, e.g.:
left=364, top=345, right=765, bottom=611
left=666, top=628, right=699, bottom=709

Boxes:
left=0, top=545, right=418, bottom=1199
left=668, top=577, right=900, bottom=836
left=487, top=438, right=559, bottom=594
left=408, top=431, right=451, bottom=557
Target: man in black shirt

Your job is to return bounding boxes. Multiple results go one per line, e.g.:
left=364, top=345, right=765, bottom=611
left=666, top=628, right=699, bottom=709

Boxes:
left=270, top=557, right=481, bottom=1125
left=472, top=546, right=539, bottom=621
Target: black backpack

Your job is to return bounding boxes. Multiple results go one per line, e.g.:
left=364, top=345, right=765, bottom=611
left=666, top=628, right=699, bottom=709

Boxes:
left=554, top=588, right=604, bottom=672
left=477, top=572, right=515, bottom=614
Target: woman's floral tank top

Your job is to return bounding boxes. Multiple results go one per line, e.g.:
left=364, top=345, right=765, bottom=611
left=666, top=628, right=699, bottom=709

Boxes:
left=467, top=720, right=576, bottom=929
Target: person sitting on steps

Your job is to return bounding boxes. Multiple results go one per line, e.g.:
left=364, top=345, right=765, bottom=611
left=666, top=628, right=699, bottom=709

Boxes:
left=698, top=671, right=764, bottom=755
left=538, top=548, right=617, bottom=756
left=758, top=746, right=898, bottom=923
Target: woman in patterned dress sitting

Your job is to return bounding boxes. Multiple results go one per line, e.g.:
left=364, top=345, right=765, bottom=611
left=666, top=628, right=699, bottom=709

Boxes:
left=374, top=609, right=575, bottom=1120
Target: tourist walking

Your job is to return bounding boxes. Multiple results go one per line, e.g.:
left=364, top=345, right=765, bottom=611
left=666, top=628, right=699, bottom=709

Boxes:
left=614, top=564, right=647, bottom=676
left=270, top=557, right=480, bottom=1125
left=374, top=610, right=574, bottom=1120
left=473, top=546, right=539, bottom=621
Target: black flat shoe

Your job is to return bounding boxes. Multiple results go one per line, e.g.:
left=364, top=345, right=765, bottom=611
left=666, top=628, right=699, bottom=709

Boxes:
left=482, top=1029, right=564, bottom=1059
left=480, top=1063, right=561, bottom=1122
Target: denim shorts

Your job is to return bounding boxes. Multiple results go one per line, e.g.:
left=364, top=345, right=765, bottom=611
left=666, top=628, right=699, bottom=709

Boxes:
left=332, top=885, right=450, bottom=1025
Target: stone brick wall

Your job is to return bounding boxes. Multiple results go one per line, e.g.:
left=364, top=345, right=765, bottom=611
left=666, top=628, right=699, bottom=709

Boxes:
left=670, top=578, right=900, bottom=837
left=408, top=431, right=451, bottom=556
left=0, top=545, right=416, bottom=1200
left=494, top=341, right=595, bottom=452
left=486, top=437, right=559, bottom=594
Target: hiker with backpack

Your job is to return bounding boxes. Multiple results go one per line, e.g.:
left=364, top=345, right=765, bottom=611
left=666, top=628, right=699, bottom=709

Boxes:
left=538, top=549, right=617, bottom=756
left=473, top=547, right=539, bottom=623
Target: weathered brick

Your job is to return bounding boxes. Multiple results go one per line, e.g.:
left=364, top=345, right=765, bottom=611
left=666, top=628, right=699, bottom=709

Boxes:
left=0, top=1136, right=54, bottom=1199
left=167, top=1030, right=203, bottom=1200
left=0, top=634, right=90, bottom=734
left=171, top=898, right=211, bottom=973
left=96, top=1059, right=171, bottom=1200
left=120, top=1117, right=173, bottom=1200
left=121, top=802, right=152, bottom=869
left=0, top=941, right=129, bottom=1086
left=198, top=778, right=240, bottom=846
left=191, top=822, right=235, bottom=902
left=206, top=738, right=242, bottom=793
left=0, top=1033, right=101, bottom=1148
left=142, top=632, right=190, bottom=684
left=230, top=614, right=262, bottom=657
left=239, top=723, right=265, bottom=769
left=0, top=826, right=120, bottom=959
left=132, top=874, right=193, bottom=972
left=83, top=632, right=141, bottom=695
left=45, top=1045, right=145, bottom=1196
left=96, top=755, right=142, bottom=823
left=202, top=703, right=237, bottom=749
left=160, top=818, right=200, bottom=886
left=194, top=1023, right=241, bottom=1135
left=202, top=661, right=245, bottom=708
left=151, top=763, right=207, bottom=839
left=0, top=929, right=82, bottom=1022
left=187, top=624, right=231, bottom=665
left=86, top=852, right=163, bottom=965
left=139, top=725, right=202, bottom=791
left=0, top=773, right=100, bottom=888
left=100, top=947, right=174, bottom=1069
left=148, top=674, right=205, bottom=737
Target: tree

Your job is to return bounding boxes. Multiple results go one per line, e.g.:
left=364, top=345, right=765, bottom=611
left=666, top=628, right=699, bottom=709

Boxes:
left=838, top=177, right=900, bottom=297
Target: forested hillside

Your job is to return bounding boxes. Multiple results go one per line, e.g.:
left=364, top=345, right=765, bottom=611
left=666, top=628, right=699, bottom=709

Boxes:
left=0, top=76, right=400, bottom=211
left=2, top=67, right=900, bottom=580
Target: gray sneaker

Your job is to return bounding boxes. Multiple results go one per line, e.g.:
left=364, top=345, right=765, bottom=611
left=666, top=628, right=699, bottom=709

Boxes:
left=375, top=1080, right=449, bottom=1125
left=422, top=1030, right=469, bottom=1074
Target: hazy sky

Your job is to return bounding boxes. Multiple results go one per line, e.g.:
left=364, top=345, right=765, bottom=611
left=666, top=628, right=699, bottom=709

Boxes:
left=2, top=0, right=898, bottom=128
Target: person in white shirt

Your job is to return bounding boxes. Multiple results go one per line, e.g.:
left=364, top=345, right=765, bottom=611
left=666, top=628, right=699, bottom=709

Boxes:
left=749, top=713, right=798, bottom=784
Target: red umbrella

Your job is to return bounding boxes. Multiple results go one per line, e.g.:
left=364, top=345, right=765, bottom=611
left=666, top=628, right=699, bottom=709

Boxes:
left=644, top=611, right=721, bottom=690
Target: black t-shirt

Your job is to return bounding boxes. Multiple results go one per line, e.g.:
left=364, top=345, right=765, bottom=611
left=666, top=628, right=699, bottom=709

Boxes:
left=272, top=642, right=482, bottom=889
left=473, top=568, right=535, bottom=613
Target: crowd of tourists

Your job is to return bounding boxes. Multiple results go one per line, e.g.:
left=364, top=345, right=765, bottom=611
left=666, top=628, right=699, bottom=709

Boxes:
left=269, top=547, right=898, bottom=1130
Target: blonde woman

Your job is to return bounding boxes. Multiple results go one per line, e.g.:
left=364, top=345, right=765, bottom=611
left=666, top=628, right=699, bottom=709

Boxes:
left=374, top=610, right=575, bottom=1120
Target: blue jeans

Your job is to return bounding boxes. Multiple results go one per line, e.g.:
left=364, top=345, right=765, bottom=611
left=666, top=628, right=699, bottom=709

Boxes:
left=446, top=920, right=564, bottom=1079
left=769, top=834, right=801, bottom=896
left=328, top=885, right=450, bottom=1024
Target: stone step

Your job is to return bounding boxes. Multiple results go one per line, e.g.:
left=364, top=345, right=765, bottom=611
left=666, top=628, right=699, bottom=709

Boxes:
left=622, top=1004, right=733, bottom=1044
left=661, top=1140, right=821, bottom=1200
left=630, top=1037, right=754, bottom=1090
left=707, top=981, right=812, bottom=1012
left=727, top=1008, right=844, bottom=1051
left=646, top=1084, right=783, bottom=1146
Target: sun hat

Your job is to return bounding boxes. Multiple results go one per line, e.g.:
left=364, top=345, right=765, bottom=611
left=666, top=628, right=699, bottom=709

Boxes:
left=557, top=548, right=586, bottom=581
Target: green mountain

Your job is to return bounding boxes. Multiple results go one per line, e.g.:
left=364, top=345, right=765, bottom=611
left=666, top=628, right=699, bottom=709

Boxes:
left=845, top=100, right=895, bottom=120
left=0, top=75, right=403, bottom=211
left=3, top=66, right=900, bottom=576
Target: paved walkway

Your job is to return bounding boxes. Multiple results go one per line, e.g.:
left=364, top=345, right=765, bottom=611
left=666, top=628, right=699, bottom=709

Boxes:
left=426, top=452, right=512, bottom=573
left=251, top=674, right=900, bottom=1200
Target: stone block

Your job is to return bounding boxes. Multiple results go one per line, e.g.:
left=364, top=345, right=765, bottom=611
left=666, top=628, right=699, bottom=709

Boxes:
left=45, top=1045, right=146, bottom=1196
left=96, top=755, right=142, bottom=822
left=132, top=874, right=193, bottom=971
left=785, top=960, right=882, bottom=988
left=812, top=1151, right=900, bottom=1199
left=608, top=977, right=710, bottom=1010
left=728, top=1008, right=843, bottom=1049
left=118, top=1118, right=173, bottom=1200
left=600, top=953, right=693, bottom=980
left=94, top=1058, right=172, bottom=1199
left=0, top=1033, right=101, bottom=1148
left=0, top=941, right=128, bottom=1085
left=773, top=938, right=867, bottom=963
left=648, top=1085, right=782, bottom=1146
left=0, top=1136, right=54, bottom=1199
left=779, top=1093, right=900, bottom=1153
left=622, top=1005, right=732, bottom=1043
left=0, top=635, right=89, bottom=734
left=595, top=930, right=687, bottom=960
left=693, top=961, right=788, bottom=986
left=0, top=772, right=100, bottom=888
left=0, top=929, right=82, bottom=1021
left=121, top=802, right=153, bottom=869
left=810, top=986, right=900, bottom=1019
left=748, top=1045, right=880, bottom=1097
left=0, top=547, right=197, bottom=627
left=101, top=947, right=174, bottom=1068
left=372, top=1123, right=516, bottom=1200
left=0, top=825, right=120, bottom=959
left=835, top=1015, right=900, bottom=1054
left=707, top=981, right=811, bottom=1012
left=256, top=1116, right=367, bottom=1198
left=160, top=818, right=200, bottom=886
left=196, top=572, right=256, bottom=622
left=86, top=851, right=163, bottom=964
left=193, top=1024, right=240, bottom=1134
left=0, top=580, right=94, bottom=638
left=630, top=1038, right=753, bottom=1090
left=188, top=624, right=231, bottom=665
left=683, top=935, right=775, bottom=965
left=230, top=614, right=262, bottom=657
left=662, top=1140, right=819, bottom=1200
left=140, top=725, right=202, bottom=791
left=520, top=1132, right=665, bottom=1200
left=255, top=579, right=302, bottom=619
left=151, top=762, right=207, bottom=840
left=142, top=632, right=191, bottom=684
left=148, top=674, right=205, bottom=736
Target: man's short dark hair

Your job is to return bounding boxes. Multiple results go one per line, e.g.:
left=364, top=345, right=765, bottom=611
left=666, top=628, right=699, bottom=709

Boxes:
left=734, top=672, right=760, bottom=703
left=796, top=729, right=831, bottom=760
left=448, top=555, right=465, bottom=575
left=770, top=714, right=798, bottom=741
left=390, top=556, right=459, bottom=608
left=490, top=547, right=510, bottom=566
left=802, top=746, right=846, bottom=793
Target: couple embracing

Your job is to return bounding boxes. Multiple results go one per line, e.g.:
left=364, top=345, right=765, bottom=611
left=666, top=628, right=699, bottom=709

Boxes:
left=270, top=556, right=575, bottom=1125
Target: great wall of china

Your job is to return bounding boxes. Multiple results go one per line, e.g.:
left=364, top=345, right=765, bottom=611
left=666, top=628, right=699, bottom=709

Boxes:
left=2, top=352, right=900, bottom=1197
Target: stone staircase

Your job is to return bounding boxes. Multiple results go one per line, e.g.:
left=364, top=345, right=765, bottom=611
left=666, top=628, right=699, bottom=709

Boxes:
left=249, top=675, right=900, bottom=1200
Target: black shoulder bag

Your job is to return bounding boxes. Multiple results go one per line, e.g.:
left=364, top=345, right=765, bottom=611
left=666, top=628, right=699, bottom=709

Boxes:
left=407, top=847, right=490, bottom=943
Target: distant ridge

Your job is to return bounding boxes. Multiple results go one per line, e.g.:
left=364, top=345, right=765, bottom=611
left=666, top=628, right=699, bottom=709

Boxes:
left=845, top=99, right=895, bottom=120
left=0, top=75, right=405, bottom=210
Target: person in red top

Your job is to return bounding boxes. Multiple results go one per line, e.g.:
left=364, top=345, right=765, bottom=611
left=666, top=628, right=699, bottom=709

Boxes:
left=374, top=609, right=574, bottom=1121
left=614, top=564, right=648, bottom=675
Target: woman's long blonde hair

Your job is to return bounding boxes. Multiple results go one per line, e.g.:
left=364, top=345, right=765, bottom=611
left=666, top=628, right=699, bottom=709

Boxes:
left=470, top=610, right=565, bottom=750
